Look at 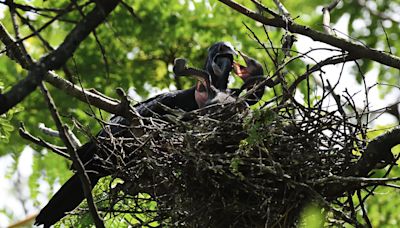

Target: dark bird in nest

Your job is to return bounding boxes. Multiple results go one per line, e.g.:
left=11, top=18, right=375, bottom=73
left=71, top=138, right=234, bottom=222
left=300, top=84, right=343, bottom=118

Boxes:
left=173, top=58, right=236, bottom=108
left=34, top=42, right=237, bottom=228
left=232, top=50, right=269, bottom=106
left=134, top=41, right=237, bottom=117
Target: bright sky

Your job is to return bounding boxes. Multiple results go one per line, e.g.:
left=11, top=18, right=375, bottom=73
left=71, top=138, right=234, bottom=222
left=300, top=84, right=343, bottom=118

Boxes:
left=295, top=13, right=399, bottom=126
left=0, top=147, right=36, bottom=226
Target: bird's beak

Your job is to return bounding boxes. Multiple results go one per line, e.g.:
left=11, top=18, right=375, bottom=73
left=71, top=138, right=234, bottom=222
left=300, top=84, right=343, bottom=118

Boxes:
left=211, top=42, right=237, bottom=78
left=238, top=50, right=251, bottom=65
left=233, top=50, right=251, bottom=80
left=173, top=57, right=212, bottom=91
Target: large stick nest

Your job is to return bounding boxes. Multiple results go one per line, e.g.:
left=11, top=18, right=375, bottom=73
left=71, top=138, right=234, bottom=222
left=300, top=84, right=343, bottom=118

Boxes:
left=66, top=93, right=395, bottom=227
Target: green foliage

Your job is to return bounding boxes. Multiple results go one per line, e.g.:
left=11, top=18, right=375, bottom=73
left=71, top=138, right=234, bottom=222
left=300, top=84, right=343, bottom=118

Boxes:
left=244, top=108, right=278, bottom=146
left=229, top=156, right=245, bottom=179
left=56, top=177, right=161, bottom=227
left=357, top=180, right=400, bottom=227
left=0, top=112, right=15, bottom=144
left=299, top=204, right=325, bottom=228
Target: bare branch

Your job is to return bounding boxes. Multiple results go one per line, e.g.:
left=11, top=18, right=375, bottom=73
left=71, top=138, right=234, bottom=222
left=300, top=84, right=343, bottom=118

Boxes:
left=0, top=1, right=68, bottom=13
left=357, top=190, right=373, bottom=227
left=272, top=0, right=291, bottom=18
left=288, top=54, right=357, bottom=94
left=347, top=127, right=399, bottom=177
left=322, top=0, right=341, bottom=34
left=322, top=126, right=400, bottom=198
left=0, top=0, right=120, bottom=115
left=310, top=175, right=400, bottom=185
left=0, top=22, right=32, bottom=68
left=322, top=8, right=332, bottom=34
left=38, top=123, right=81, bottom=148
left=38, top=123, right=60, bottom=137
left=250, top=0, right=280, bottom=18
left=39, top=82, right=105, bottom=228
left=217, top=0, right=400, bottom=69
left=0, top=2, right=132, bottom=120
left=19, top=124, right=69, bottom=159
left=326, top=0, right=341, bottom=11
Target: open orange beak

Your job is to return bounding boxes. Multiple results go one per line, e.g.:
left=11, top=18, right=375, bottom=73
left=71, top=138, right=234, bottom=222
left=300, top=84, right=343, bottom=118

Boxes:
left=233, top=50, right=251, bottom=80
left=233, top=62, right=248, bottom=78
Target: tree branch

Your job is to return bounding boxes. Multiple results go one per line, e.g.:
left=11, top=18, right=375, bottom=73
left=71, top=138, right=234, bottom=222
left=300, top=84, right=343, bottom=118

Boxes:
left=0, top=0, right=120, bottom=115
left=322, top=0, right=341, bottom=34
left=39, top=82, right=105, bottom=228
left=38, top=123, right=82, bottom=148
left=287, top=54, right=357, bottom=94
left=43, top=72, right=132, bottom=117
left=0, top=22, right=32, bottom=68
left=272, top=0, right=291, bottom=18
left=346, top=127, right=399, bottom=177
left=218, top=0, right=400, bottom=69
left=19, top=124, right=69, bottom=159
left=323, top=126, right=400, bottom=197
left=0, top=13, right=127, bottom=118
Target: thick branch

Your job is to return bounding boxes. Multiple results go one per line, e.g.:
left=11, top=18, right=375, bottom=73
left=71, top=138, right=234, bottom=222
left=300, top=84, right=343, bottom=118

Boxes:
left=0, top=12, right=125, bottom=118
left=218, top=0, right=400, bottom=69
left=324, top=126, right=400, bottom=197
left=0, top=22, right=32, bottom=68
left=0, top=0, right=120, bottom=115
left=39, top=82, right=105, bottom=228
left=44, top=72, right=121, bottom=114
left=346, top=127, right=400, bottom=177
left=41, top=1, right=119, bottom=70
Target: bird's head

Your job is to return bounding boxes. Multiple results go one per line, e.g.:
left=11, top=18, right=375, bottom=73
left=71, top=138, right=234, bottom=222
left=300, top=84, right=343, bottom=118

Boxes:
left=205, top=42, right=237, bottom=91
left=174, top=58, right=235, bottom=108
left=233, top=50, right=264, bottom=81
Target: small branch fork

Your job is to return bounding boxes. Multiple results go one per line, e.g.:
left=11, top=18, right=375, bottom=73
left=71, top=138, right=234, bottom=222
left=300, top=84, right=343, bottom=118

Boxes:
left=19, top=124, right=69, bottom=158
left=322, top=0, right=341, bottom=34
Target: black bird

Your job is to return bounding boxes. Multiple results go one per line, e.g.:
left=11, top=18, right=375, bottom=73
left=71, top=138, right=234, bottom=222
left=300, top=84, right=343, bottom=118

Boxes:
left=232, top=50, right=267, bottom=106
left=173, top=58, right=235, bottom=108
left=205, top=41, right=236, bottom=91
left=132, top=42, right=237, bottom=117
left=35, top=42, right=237, bottom=228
